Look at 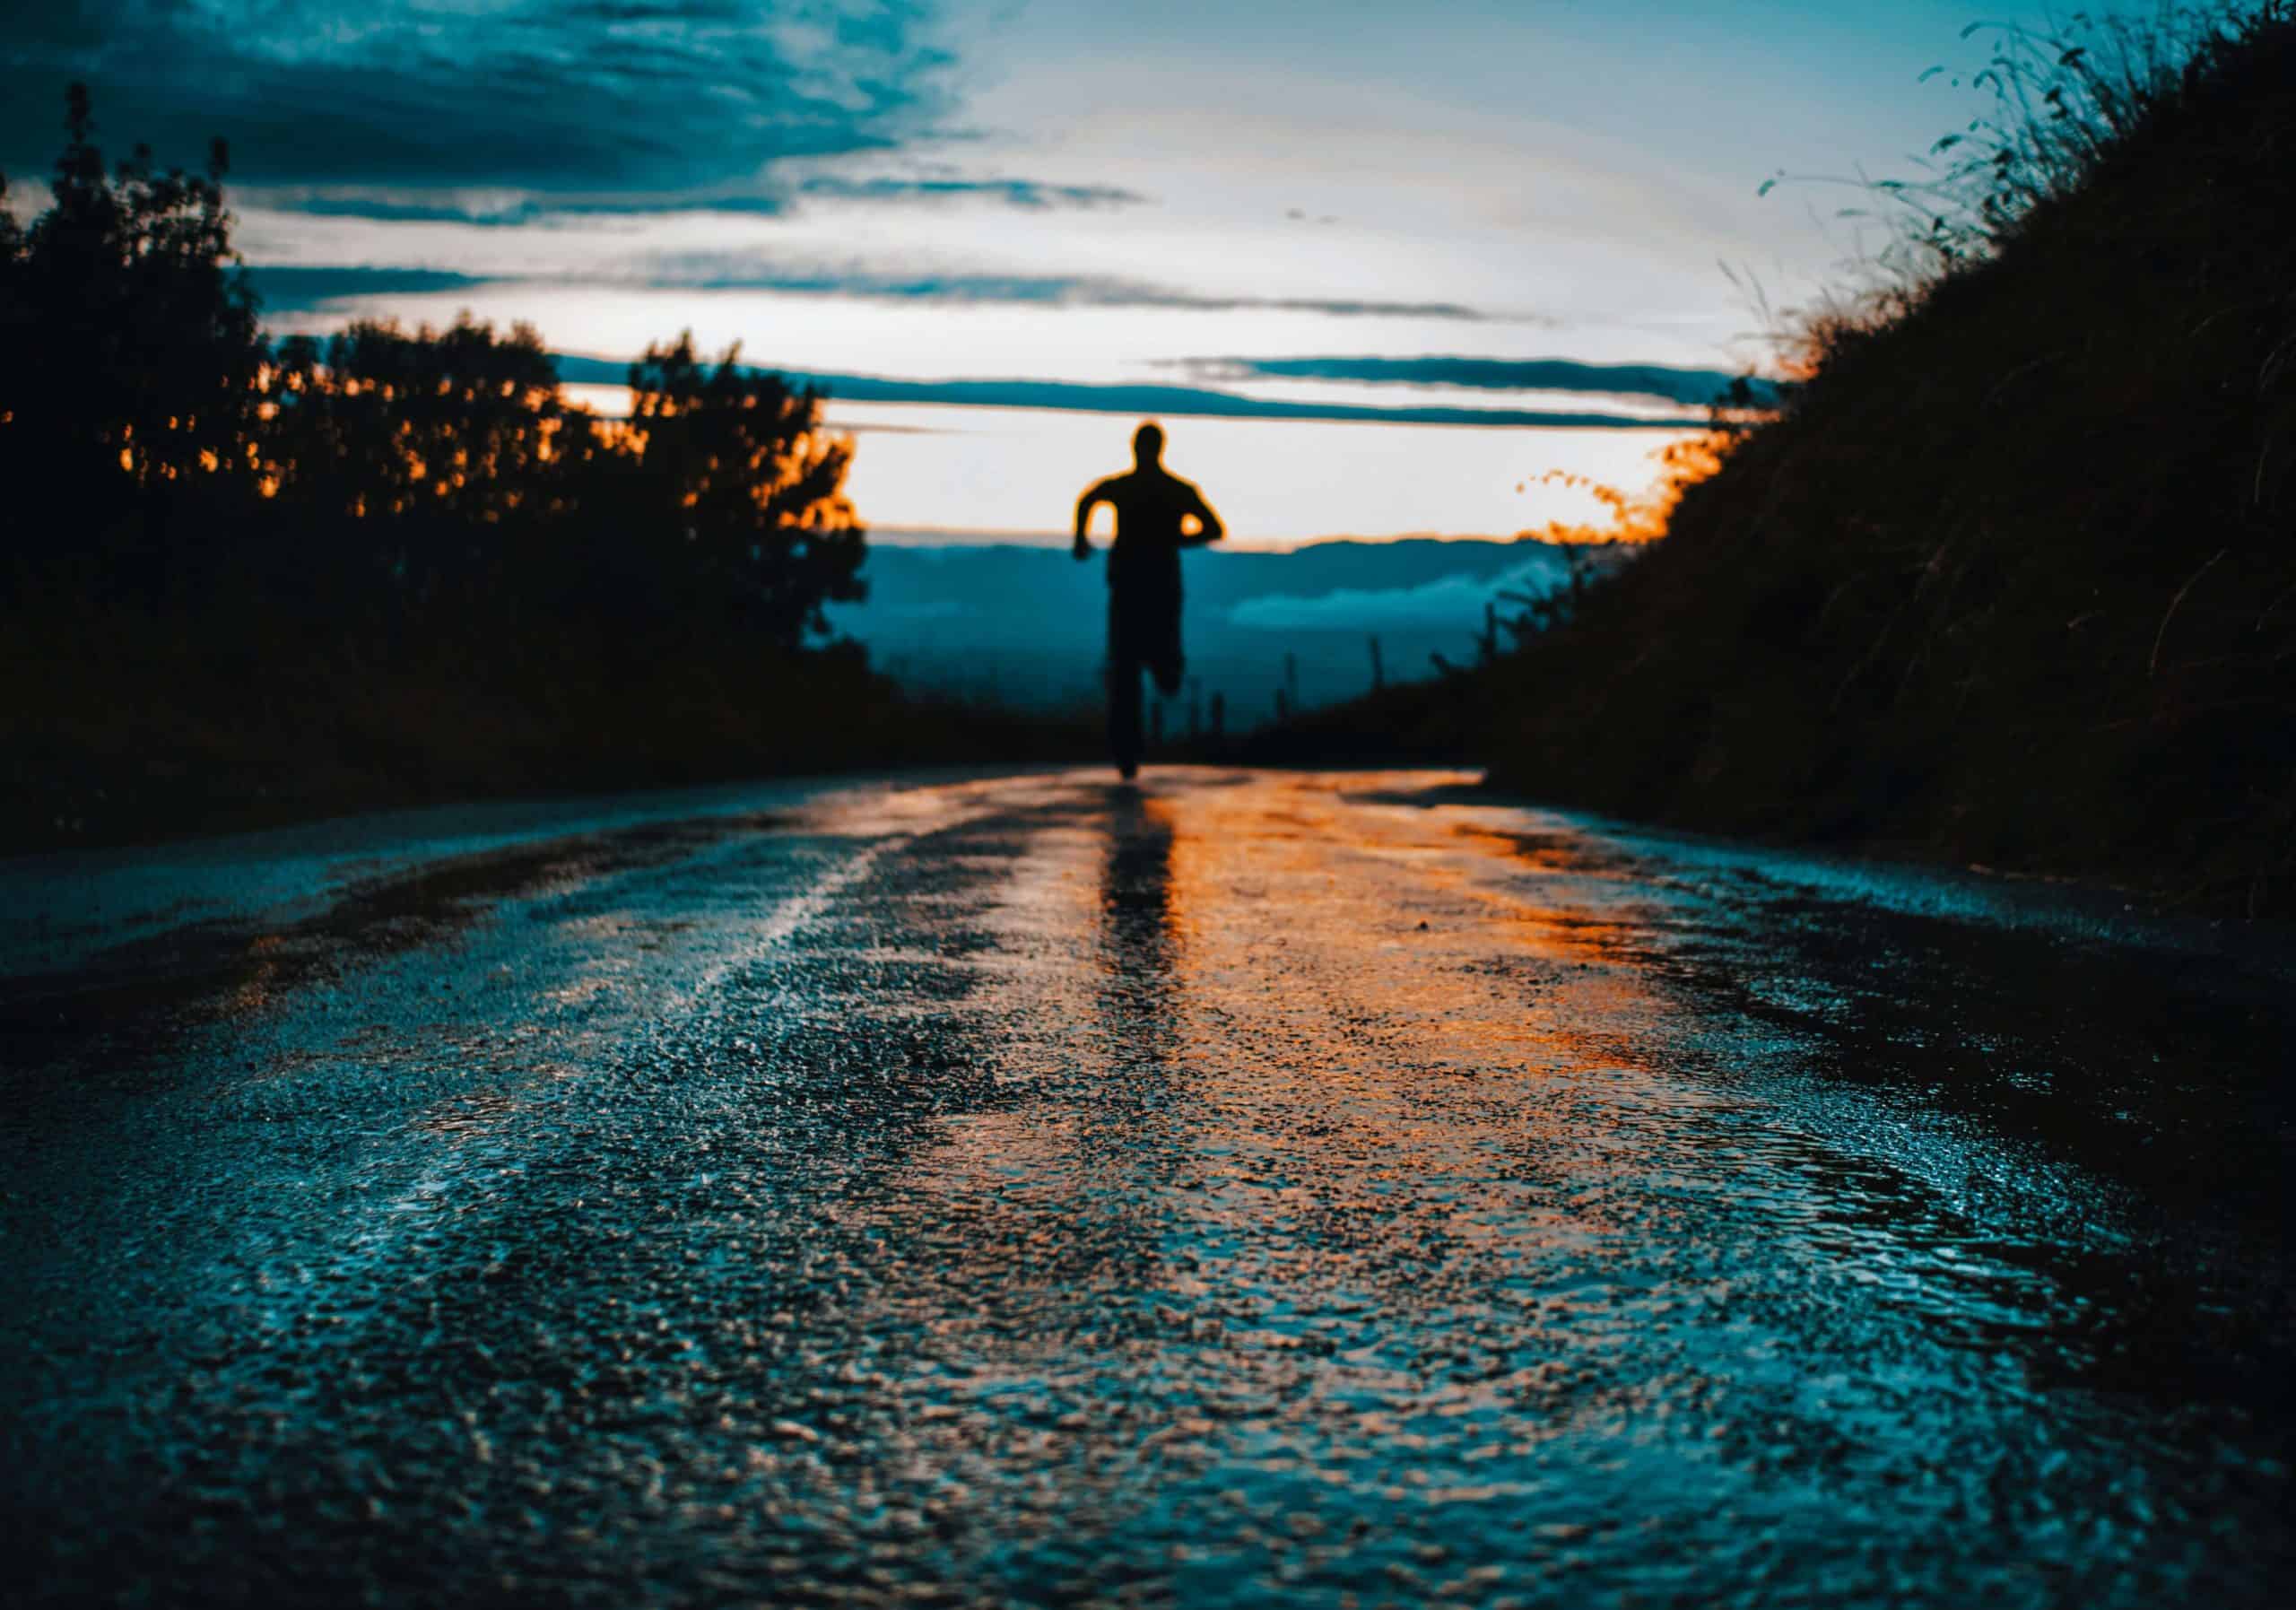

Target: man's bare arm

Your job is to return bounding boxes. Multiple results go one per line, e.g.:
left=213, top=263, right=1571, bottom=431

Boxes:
left=1074, top=482, right=1110, bottom=560
left=1182, top=485, right=1225, bottom=546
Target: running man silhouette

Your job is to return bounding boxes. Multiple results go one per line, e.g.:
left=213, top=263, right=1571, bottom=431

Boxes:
left=1074, top=422, right=1225, bottom=779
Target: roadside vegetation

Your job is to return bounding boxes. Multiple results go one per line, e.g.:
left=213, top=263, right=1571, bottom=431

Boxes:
left=0, top=89, right=1089, bottom=850
left=1276, top=3, right=2296, bottom=912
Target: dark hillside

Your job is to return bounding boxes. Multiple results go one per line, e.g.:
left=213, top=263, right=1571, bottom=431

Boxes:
left=1481, top=11, right=2296, bottom=911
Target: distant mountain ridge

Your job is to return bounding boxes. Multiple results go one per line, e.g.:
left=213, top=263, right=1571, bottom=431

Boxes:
left=833, top=536, right=1610, bottom=718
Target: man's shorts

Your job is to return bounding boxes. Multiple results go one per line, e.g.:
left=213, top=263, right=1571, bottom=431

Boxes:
left=1109, top=596, right=1184, bottom=692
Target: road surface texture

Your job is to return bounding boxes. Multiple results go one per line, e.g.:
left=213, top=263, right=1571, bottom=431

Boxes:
left=4, top=769, right=2288, bottom=1607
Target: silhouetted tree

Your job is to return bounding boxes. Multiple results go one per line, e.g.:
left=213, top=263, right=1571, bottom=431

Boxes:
left=1, top=87, right=869, bottom=661
left=255, top=318, right=571, bottom=616
left=0, top=84, right=262, bottom=599
left=578, top=334, right=866, bottom=649
left=0, top=84, right=1106, bottom=853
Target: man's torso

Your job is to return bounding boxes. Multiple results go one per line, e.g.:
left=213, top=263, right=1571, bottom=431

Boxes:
left=1092, top=469, right=1203, bottom=603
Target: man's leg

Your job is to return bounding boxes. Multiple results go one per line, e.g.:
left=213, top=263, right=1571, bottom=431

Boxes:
left=1107, top=648, right=1144, bottom=779
left=1146, top=608, right=1186, bottom=736
left=1147, top=625, right=1185, bottom=701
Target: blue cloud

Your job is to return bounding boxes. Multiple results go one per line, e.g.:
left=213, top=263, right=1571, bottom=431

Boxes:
left=0, top=2, right=953, bottom=192
left=1185, top=355, right=1783, bottom=408
left=796, top=175, right=1149, bottom=210
left=549, top=354, right=1697, bottom=430
left=274, top=193, right=791, bottom=226
left=257, top=172, right=1146, bottom=226
left=627, top=257, right=1493, bottom=318
left=239, top=257, right=1504, bottom=328
left=246, top=265, right=496, bottom=312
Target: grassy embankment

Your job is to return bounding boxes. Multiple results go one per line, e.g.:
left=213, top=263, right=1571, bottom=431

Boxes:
left=1259, top=5, right=2296, bottom=913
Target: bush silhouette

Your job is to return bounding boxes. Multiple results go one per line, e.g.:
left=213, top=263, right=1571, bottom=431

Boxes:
left=0, top=85, right=1084, bottom=847
left=0, top=84, right=865, bottom=647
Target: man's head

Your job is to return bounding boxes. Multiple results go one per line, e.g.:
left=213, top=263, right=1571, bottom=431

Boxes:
left=1133, top=421, right=1164, bottom=468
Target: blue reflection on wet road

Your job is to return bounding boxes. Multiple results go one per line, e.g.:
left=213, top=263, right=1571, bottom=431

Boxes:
left=3, top=770, right=2287, bottom=1606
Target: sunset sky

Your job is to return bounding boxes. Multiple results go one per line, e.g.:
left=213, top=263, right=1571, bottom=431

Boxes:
left=1, top=2, right=2118, bottom=540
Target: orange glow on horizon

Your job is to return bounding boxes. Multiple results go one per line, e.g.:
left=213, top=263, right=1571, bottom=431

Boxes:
left=1522, top=431, right=1728, bottom=546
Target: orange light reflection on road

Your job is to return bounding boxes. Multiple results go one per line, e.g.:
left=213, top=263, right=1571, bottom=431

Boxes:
left=869, top=773, right=1701, bottom=1423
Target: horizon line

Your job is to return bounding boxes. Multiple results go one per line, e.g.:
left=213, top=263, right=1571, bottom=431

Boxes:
left=865, top=526, right=1624, bottom=551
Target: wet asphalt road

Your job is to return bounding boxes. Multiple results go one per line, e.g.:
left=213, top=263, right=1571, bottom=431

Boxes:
left=2, top=768, right=2289, bottom=1607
